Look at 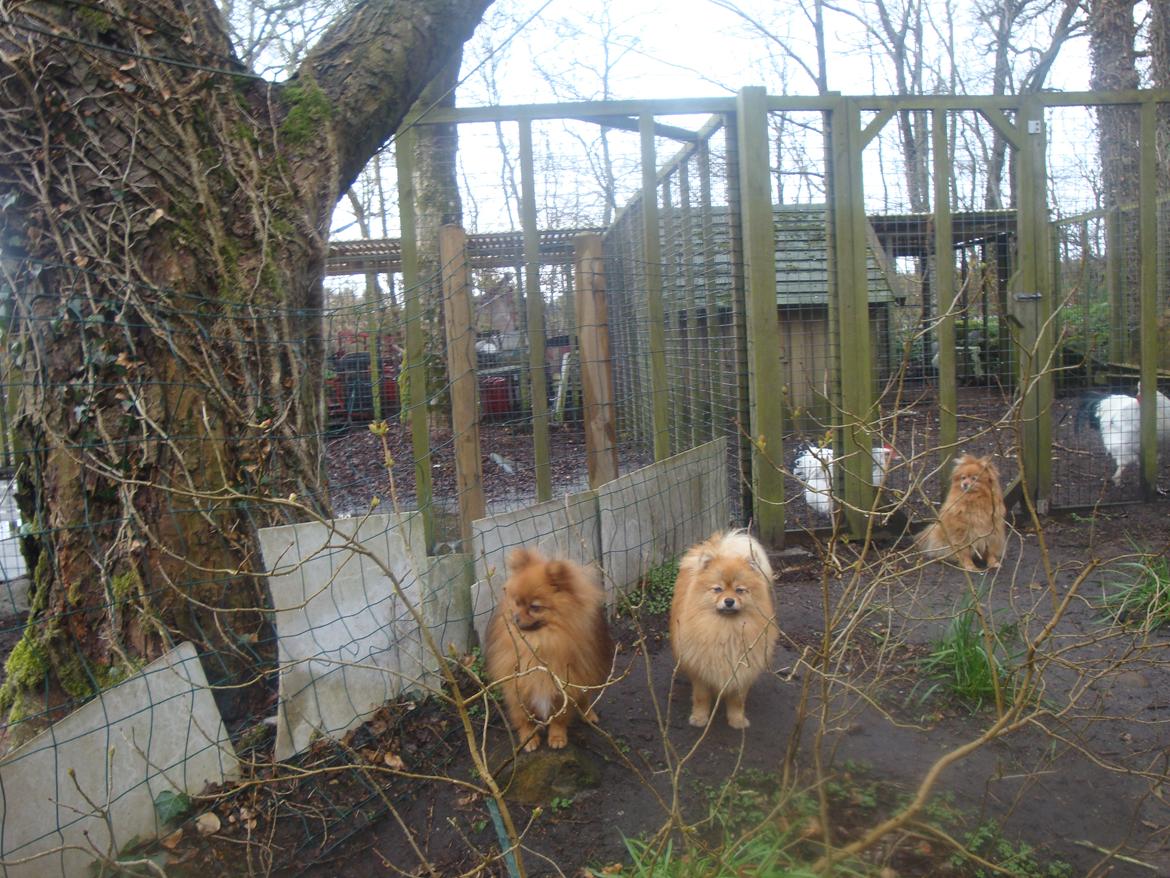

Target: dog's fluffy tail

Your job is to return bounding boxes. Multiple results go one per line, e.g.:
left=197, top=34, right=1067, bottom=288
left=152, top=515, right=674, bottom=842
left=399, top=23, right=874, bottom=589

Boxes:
left=915, top=522, right=948, bottom=558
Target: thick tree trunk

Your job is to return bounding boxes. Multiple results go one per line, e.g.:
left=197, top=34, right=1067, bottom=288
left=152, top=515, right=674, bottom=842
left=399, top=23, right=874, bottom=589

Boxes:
left=1088, top=0, right=1141, bottom=363
left=0, top=0, right=491, bottom=736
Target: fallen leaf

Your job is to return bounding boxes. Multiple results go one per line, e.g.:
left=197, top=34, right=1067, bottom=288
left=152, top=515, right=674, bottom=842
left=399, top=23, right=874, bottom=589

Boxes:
left=159, top=828, right=183, bottom=850
left=195, top=812, right=221, bottom=836
left=383, top=752, right=405, bottom=770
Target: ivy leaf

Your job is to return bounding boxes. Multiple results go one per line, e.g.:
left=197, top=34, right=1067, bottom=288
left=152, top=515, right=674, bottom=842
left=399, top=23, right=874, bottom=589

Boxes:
left=153, top=789, right=191, bottom=825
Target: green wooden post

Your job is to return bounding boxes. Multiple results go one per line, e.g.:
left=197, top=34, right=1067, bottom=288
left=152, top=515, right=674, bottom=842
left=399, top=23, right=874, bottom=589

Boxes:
left=640, top=113, right=671, bottom=461
left=1139, top=99, right=1159, bottom=498
left=519, top=119, right=552, bottom=502
left=735, top=87, right=786, bottom=546
left=1106, top=206, right=1127, bottom=363
left=829, top=97, right=875, bottom=537
left=933, top=108, right=958, bottom=489
left=1012, top=100, right=1055, bottom=508
left=679, top=160, right=699, bottom=449
left=698, top=142, right=718, bottom=443
left=395, top=128, right=434, bottom=548
left=662, top=175, right=681, bottom=449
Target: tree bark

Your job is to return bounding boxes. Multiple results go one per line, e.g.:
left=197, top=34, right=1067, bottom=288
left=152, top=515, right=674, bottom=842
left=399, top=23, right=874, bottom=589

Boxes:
left=1088, top=0, right=1141, bottom=360
left=0, top=0, right=491, bottom=735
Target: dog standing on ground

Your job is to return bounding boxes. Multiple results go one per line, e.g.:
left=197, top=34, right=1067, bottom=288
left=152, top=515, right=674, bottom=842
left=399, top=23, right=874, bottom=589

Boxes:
left=917, top=454, right=1007, bottom=571
left=669, top=530, right=777, bottom=729
left=485, top=548, right=614, bottom=751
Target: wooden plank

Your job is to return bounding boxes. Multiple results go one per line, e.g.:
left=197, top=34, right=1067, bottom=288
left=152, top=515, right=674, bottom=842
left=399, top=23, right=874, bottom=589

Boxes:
left=1139, top=99, right=1159, bottom=498
left=735, top=87, right=786, bottom=546
left=574, top=233, right=620, bottom=489
left=641, top=113, right=672, bottom=461
left=933, top=108, right=958, bottom=493
left=698, top=141, right=718, bottom=443
left=679, top=160, right=699, bottom=449
left=519, top=120, right=552, bottom=501
left=395, top=129, right=434, bottom=547
left=1012, top=100, right=1055, bottom=508
left=438, top=225, right=485, bottom=544
left=830, top=97, right=875, bottom=536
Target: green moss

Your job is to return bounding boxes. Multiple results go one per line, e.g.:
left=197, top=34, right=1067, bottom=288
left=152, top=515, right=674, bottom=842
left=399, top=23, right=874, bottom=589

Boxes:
left=280, top=78, right=333, bottom=147
left=76, top=6, right=114, bottom=34
left=110, top=569, right=142, bottom=602
left=3, top=636, right=48, bottom=691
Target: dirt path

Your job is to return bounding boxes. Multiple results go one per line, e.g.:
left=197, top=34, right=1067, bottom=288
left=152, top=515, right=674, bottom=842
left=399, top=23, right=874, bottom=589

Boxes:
left=292, top=505, right=1170, bottom=877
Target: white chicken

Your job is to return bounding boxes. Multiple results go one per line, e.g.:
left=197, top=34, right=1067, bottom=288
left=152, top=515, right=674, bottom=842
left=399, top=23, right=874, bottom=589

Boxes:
left=793, top=442, right=897, bottom=516
left=1077, top=387, right=1170, bottom=485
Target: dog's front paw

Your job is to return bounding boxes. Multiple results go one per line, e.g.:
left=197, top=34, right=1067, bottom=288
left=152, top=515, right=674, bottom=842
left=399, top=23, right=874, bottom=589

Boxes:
left=727, top=713, right=750, bottom=729
left=547, top=729, right=568, bottom=749
left=522, top=734, right=542, bottom=752
left=688, top=711, right=710, bottom=727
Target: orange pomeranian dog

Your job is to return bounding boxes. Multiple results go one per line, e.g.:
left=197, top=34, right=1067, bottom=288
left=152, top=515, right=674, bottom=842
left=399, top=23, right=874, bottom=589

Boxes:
left=486, top=548, right=614, bottom=751
left=917, top=454, right=1007, bottom=571
left=669, top=530, right=777, bottom=729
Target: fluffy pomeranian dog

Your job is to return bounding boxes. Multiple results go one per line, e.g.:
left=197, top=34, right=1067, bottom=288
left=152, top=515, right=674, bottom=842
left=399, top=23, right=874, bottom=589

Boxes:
left=669, top=530, right=777, bottom=729
left=485, top=548, right=614, bottom=751
left=917, top=454, right=1007, bottom=571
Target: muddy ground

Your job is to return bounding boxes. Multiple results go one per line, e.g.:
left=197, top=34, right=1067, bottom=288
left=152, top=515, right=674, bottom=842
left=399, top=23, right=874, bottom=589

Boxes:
left=242, top=500, right=1168, bottom=878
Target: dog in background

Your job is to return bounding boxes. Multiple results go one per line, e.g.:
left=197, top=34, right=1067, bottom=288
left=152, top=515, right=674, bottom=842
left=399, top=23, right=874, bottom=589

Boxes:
left=917, top=454, right=1007, bottom=571
left=485, top=548, right=613, bottom=751
left=669, top=530, right=777, bottom=729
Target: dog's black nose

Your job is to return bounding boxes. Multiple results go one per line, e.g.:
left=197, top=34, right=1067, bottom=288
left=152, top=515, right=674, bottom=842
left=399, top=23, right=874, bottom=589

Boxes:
left=723, top=597, right=736, bottom=608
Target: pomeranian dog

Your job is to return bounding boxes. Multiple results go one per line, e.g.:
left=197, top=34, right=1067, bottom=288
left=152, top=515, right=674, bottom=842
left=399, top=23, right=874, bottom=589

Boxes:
left=485, top=547, right=614, bottom=751
left=669, top=530, right=777, bottom=729
left=917, top=454, right=1007, bottom=571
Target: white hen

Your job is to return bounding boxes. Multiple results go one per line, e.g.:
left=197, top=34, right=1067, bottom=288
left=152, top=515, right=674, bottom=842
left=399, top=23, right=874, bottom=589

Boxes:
left=1078, top=387, right=1170, bottom=485
left=793, top=443, right=897, bottom=516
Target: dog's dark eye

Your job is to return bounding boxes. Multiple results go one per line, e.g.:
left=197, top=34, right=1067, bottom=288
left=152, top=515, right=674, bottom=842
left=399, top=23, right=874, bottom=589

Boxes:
left=529, top=604, right=542, bottom=612
left=735, top=586, right=747, bottom=594
left=710, top=586, right=723, bottom=593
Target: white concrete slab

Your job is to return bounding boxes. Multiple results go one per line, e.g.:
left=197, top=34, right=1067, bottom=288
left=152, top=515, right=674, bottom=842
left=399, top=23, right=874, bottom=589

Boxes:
left=0, top=642, right=237, bottom=878
left=597, top=438, right=728, bottom=596
left=420, top=552, right=473, bottom=669
left=0, top=481, right=27, bottom=586
left=469, top=491, right=600, bottom=642
left=258, top=514, right=430, bottom=761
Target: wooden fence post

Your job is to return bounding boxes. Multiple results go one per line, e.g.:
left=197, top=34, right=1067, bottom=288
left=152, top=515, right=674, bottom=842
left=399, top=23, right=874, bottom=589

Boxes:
left=735, top=87, right=786, bottom=546
left=395, top=128, right=434, bottom=548
left=519, top=119, right=553, bottom=502
left=574, top=233, right=619, bottom=489
left=439, top=224, right=485, bottom=545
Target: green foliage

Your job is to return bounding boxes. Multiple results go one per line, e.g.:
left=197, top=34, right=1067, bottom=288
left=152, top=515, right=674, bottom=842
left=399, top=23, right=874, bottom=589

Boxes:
left=280, top=78, right=333, bottom=147
left=549, top=795, right=573, bottom=813
left=950, top=820, right=1074, bottom=878
left=1099, top=552, right=1170, bottom=631
left=618, top=559, right=679, bottom=618
left=153, top=789, right=192, bottom=825
left=918, top=596, right=1018, bottom=709
left=618, top=835, right=822, bottom=878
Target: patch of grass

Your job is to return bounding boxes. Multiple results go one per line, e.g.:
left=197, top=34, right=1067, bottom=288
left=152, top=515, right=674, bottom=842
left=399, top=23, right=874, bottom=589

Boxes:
left=618, top=558, right=679, bottom=618
left=600, top=765, right=1072, bottom=878
left=618, top=834, right=823, bottom=878
left=950, top=819, right=1074, bottom=878
left=1099, top=551, right=1170, bottom=631
left=917, top=596, right=1018, bottom=709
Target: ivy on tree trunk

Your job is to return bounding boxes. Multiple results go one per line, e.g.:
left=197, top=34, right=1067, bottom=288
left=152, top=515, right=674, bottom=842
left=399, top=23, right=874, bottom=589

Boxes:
left=0, top=0, right=492, bottom=736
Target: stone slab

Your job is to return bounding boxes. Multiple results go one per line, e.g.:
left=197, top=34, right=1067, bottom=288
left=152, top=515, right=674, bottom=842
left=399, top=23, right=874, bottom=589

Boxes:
left=258, top=514, right=429, bottom=761
left=597, top=438, right=729, bottom=596
left=0, top=642, right=236, bottom=878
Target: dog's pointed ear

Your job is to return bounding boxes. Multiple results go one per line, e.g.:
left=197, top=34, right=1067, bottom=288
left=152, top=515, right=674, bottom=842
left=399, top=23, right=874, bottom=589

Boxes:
left=545, top=560, right=574, bottom=591
left=507, top=547, right=539, bottom=573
